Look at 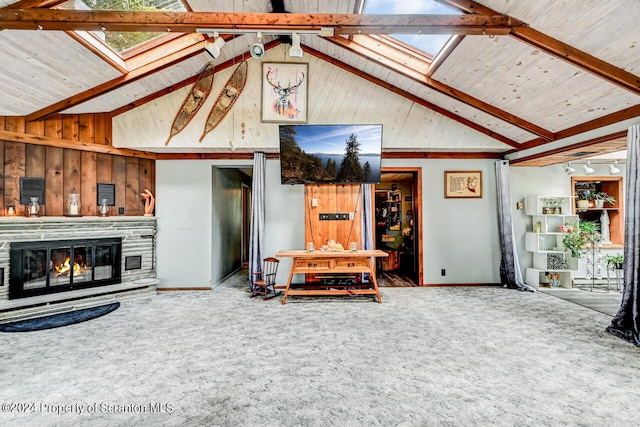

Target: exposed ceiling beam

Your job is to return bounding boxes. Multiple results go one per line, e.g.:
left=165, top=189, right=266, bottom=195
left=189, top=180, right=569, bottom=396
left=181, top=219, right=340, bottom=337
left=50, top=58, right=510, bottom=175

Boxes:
left=509, top=130, right=628, bottom=166
left=328, top=35, right=552, bottom=141
left=0, top=10, right=525, bottom=35
left=513, top=103, right=640, bottom=152
left=510, top=28, right=640, bottom=96
left=304, top=44, right=520, bottom=149
left=25, top=39, right=208, bottom=121
left=438, top=0, right=640, bottom=96
left=0, top=129, right=157, bottom=159
left=382, top=151, right=502, bottom=159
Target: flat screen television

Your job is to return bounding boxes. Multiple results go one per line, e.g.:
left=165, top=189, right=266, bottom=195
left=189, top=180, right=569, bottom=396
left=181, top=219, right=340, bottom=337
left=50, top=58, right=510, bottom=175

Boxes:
left=279, top=124, right=383, bottom=185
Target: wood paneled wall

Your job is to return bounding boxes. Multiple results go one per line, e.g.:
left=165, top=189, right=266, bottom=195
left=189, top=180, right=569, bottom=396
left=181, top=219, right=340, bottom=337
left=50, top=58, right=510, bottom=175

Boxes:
left=304, top=184, right=362, bottom=249
left=0, top=115, right=154, bottom=217
left=2, top=114, right=111, bottom=145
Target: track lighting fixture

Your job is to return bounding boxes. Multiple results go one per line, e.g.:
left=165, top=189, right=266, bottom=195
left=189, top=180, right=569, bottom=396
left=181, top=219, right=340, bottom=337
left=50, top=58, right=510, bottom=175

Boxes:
left=250, top=32, right=265, bottom=59
left=563, top=162, right=575, bottom=175
left=583, top=161, right=595, bottom=175
left=289, top=33, right=303, bottom=58
left=197, top=28, right=334, bottom=60
left=204, top=32, right=226, bottom=59
left=609, top=160, right=621, bottom=175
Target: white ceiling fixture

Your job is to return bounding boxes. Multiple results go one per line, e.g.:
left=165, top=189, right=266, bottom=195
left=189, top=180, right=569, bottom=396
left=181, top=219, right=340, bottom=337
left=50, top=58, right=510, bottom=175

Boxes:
left=250, top=32, right=265, bottom=59
left=583, top=161, right=595, bottom=175
left=609, top=160, right=621, bottom=175
left=204, top=32, right=226, bottom=59
left=289, top=33, right=303, bottom=58
left=564, top=162, right=575, bottom=175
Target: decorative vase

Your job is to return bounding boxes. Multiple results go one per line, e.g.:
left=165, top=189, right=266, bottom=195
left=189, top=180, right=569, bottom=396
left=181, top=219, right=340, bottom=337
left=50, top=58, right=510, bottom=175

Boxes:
left=67, top=193, right=81, bottom=216
left=29, top=197, right=40, bottom=217
left=594, top=200, right=604, bottom=209
left=99, top=198, right=109, bottom=216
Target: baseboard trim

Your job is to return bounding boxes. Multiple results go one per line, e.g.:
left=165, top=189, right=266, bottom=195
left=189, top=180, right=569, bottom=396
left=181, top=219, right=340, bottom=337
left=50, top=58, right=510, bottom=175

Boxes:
left=421, top=283, right=501, bottom=287
left=157, top=287, right=212, bottom=291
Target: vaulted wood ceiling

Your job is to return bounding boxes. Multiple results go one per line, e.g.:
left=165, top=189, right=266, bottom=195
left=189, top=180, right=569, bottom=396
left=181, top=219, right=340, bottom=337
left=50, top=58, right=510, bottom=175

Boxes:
left=0, top=0, right=638, bottom=165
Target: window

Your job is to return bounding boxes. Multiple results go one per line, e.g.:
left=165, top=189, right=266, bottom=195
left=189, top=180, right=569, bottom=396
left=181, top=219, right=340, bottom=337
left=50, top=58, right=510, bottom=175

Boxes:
left=59, top=0, right=187, bottom=55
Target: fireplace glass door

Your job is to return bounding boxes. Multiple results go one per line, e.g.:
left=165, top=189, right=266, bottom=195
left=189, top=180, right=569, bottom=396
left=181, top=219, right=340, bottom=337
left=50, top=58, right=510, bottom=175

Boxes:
left=22, top=249, right=47, bottom=291
left=10, top=238, right=121, bottom=299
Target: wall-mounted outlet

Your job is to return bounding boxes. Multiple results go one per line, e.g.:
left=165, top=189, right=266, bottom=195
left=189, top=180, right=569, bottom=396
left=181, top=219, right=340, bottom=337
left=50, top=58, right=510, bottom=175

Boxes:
left=441, top=269, right=446, bottom=276
left=118, top=207, right=125, bottom=215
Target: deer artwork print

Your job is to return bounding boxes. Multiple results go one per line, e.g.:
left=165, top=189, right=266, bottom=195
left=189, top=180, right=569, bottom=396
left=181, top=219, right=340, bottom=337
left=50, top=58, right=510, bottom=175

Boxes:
left=265, top=66, right=305, bottom=119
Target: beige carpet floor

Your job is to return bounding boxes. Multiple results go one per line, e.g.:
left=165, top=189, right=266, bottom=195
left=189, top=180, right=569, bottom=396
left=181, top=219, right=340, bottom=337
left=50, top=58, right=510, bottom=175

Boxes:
left=0, top=272, right=638, bottom=426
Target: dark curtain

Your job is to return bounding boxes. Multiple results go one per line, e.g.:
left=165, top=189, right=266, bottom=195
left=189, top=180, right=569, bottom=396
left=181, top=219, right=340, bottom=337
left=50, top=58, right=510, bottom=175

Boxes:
left=248, top=152, right=266, bottom=286
left=361, top=184, right=374, bottom=251
left=496, top=160, right=532, bottom=291
left=607, top=124, right=640, bottom=346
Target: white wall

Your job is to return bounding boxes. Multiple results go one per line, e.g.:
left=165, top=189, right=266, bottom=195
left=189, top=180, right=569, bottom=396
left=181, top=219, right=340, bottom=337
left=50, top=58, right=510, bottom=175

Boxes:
left=156, top=157, right=503, bottom=287
left=156, top=159, right=253, bottom=288
left=384, top=158, right=502, bottom=284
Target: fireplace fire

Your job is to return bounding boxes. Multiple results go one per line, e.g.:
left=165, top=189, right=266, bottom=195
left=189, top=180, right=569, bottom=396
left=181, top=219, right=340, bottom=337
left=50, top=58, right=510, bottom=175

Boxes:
left=9, top=238, right=122, bottom=299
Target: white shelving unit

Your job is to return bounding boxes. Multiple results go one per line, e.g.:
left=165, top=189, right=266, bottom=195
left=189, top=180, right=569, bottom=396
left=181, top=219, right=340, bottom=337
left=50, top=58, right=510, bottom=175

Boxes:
left=524, top=196, right=578, bottom=289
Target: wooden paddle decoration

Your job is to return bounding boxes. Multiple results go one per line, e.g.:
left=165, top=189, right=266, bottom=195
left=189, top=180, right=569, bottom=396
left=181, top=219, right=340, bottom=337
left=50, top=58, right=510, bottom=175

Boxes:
left=165, top=63, right=215, bottom=145
left=199, top=61, right=248, bottom=143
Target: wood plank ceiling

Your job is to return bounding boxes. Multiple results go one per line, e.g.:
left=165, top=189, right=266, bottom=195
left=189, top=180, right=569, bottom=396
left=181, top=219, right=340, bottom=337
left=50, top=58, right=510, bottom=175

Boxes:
left=0, top=0, right=638, bottom=165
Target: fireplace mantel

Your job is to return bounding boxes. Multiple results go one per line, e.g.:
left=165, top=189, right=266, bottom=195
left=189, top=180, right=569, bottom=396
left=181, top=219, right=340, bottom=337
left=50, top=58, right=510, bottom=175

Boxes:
left=0, top=216, right=157, bottom=322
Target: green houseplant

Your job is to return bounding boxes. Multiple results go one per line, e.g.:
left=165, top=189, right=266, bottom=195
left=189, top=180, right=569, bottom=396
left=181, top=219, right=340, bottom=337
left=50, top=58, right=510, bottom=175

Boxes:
left=588, top=191, right=616, bottom=208
left=562, top=220, right=600, bottom=258
left=605, top=253, right=624, bottom=270
left=542, top=197, right=565, bottom=214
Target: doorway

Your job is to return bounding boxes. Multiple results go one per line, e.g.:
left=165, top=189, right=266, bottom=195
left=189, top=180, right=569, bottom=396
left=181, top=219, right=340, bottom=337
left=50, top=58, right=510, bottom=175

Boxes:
left=374, top=169, right=421, bottom=286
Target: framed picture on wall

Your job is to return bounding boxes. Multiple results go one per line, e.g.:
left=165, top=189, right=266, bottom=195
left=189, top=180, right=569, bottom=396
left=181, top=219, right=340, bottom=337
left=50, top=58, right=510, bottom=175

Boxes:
left=261, top=62, right=308, bottom=123
left=19, top=177, right=45, bottom=205
left=444, top=171, right=483, bottom=198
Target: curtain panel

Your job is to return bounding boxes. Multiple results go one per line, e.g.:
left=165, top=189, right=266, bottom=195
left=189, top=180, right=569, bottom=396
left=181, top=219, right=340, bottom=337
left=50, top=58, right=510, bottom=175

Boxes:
left=248, top=152, right=266, bottom=285
left=607, top=124, right=640, bottom=346
left=495, top=160, right=530, bottom=291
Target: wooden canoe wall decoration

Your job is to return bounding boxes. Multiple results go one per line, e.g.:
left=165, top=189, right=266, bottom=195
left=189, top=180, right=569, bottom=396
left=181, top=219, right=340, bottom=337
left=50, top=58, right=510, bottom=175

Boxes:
left=165, top=63, right=215, bottom=146
left=199, top=61, right=248, bottom=143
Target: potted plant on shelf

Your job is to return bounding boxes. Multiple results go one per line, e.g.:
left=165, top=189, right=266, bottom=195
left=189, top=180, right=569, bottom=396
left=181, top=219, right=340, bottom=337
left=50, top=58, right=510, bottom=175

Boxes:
left=561, top=220, right=601, bottom=258
left=576, top=190, right=591, bottom=209
left=542, top=197, right=565, bottom=214
left=588, top=191, right=616, bottom=209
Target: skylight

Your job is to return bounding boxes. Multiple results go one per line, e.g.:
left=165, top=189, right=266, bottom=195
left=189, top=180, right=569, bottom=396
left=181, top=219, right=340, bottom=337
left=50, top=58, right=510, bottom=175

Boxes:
left=61, top=0, right=186, bottom=54
left=364, top=0, right=459, bottom=57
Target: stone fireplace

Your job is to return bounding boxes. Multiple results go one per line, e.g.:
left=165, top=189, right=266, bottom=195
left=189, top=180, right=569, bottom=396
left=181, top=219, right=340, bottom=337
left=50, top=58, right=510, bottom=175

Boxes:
left=0, top=217, right=157, bottom=322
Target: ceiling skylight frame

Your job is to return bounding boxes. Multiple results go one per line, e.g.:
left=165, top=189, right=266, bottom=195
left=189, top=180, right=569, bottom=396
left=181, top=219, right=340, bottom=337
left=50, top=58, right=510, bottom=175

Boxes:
left=57, top=0, right=188, bottom=58
left=361, top=0, right=460, bottom=59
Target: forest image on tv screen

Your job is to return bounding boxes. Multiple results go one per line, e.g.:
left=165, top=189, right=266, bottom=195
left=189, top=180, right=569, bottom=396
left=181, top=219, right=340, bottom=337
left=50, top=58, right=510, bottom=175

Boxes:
left=280, top=125, right=382, bottom=184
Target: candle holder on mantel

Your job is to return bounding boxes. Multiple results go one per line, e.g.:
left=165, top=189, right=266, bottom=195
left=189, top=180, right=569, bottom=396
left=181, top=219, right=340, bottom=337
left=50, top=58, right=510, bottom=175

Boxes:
left=99, top=198, right=109, bottom=217
left=28, top=197, right=40, bottom=217
left=66, top=193, right=81, bottom=216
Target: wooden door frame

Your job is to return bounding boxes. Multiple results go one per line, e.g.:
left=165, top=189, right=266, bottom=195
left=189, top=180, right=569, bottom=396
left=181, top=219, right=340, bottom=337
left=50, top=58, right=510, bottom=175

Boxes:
left=376, top=167, right=423, bottom=286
